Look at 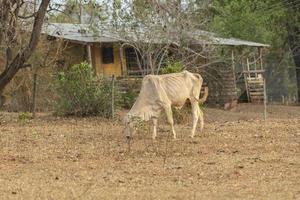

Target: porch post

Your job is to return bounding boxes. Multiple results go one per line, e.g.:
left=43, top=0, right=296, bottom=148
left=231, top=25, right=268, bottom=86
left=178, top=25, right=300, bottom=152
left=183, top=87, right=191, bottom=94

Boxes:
left=119, top=45, right=125, bottom=76
left=86, top=44, right=92, bottom=66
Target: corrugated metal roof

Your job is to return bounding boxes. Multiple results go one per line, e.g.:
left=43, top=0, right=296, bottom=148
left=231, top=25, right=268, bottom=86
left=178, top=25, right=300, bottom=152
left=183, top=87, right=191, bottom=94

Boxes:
left=43, top=23, right=122, bottom=43
left=191, top=30, right=270, bottom=47
left=42, top=23, right=269, bottom=47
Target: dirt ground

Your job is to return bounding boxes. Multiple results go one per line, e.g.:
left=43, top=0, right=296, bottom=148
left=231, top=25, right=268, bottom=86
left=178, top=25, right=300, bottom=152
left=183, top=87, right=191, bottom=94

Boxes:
left=0, top=104, right=299, bottom=200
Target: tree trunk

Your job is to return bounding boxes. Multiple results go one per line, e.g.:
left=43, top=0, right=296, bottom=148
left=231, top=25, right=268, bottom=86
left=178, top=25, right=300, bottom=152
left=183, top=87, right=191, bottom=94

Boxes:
left=284, top=0, right=300, bottom=102
left=287, top=27, right=300, bottom=102
left=0, top=0, right=50, bottom=92
left=0, top=0, right=10, bottom=47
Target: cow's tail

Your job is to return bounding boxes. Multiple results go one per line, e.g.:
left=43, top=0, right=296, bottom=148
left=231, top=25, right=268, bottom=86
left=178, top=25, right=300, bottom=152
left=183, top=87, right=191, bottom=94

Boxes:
left=195, top=87, right=208, bottom=104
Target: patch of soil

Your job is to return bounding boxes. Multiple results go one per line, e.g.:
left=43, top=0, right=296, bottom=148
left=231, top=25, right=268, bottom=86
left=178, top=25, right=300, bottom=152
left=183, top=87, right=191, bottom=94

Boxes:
left=0, top=104, right=299, bottom=199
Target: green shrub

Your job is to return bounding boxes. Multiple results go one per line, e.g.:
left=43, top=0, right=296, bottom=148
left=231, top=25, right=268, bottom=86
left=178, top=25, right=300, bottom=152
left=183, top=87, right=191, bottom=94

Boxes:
left=18, top=112, right=32, bottom=123
left=54, top=62, right=119, bottom=117
left=121, top=88, right=137, bottom=109
left=120, top=80, right=140, bottom=109
left=160, top=61, right=183, bottom=74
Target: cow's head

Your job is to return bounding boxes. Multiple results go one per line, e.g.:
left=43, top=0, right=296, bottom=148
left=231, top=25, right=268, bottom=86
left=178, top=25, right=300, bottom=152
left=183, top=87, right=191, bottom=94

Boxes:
left=123, top=114, right=137, bottom=139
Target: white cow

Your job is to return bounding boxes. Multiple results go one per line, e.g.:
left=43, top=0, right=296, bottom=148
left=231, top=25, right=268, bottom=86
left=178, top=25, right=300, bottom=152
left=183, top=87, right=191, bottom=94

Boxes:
left=124, top=70, right=208, bottom=139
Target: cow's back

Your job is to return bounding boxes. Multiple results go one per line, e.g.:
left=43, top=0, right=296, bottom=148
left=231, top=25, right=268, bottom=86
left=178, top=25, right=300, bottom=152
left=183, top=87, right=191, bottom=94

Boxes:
left=159, top=71, right=203, bottom=106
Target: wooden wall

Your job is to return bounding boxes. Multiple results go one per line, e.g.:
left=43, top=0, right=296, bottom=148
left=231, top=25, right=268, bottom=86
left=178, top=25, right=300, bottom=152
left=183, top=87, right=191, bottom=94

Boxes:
left=60, top=41, right=126, bottom=77
left=205, top=63, right=238, bottom=107
left=91, top=43, right=126, bottom=77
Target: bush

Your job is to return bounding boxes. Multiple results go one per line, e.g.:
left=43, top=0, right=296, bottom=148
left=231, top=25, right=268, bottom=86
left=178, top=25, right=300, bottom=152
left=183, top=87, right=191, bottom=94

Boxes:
left=121, top=88, right=137, bottom=109
left=120, top=79, right=141, bottom=109
left=160, top=61, right=183, bottom=74
left=54, top=62, right=119, bottom=117
left=18, top=112, right=32, bottom=123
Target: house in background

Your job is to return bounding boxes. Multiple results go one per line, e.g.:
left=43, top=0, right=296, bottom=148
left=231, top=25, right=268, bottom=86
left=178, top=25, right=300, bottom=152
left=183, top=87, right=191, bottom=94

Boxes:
left=42, top=23, right=269, bottom=107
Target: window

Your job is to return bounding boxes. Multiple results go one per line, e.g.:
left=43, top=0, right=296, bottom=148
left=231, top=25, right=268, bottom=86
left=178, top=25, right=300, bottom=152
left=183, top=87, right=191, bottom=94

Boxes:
left=125, top=47, right=148, bottom=76
left=102, top=46, right=114, bottom=64
left=125, top=47, right=139, bottom=70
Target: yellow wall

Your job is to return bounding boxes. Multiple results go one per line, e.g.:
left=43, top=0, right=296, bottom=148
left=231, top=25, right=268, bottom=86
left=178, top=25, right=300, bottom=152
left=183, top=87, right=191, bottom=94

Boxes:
left=91, top=45, right=102, bottom=74
left=92, top=43, right=126, bottom=77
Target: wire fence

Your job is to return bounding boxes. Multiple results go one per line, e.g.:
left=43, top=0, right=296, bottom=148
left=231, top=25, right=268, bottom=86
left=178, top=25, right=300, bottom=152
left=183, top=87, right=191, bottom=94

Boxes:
left=0, top=63, right=298, bottom=115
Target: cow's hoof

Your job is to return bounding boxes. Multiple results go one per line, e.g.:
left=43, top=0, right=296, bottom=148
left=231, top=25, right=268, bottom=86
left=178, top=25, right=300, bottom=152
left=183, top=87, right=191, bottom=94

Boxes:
left=126, top=136, right=131, bottom=140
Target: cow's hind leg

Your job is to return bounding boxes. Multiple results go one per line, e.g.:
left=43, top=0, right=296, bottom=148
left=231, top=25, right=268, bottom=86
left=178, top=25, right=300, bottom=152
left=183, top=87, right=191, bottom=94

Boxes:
left=191, top=101, right=201, bottom=138
left=152, top=118, right=158, bottom=140
left=164, top=105, right=176, bottom=139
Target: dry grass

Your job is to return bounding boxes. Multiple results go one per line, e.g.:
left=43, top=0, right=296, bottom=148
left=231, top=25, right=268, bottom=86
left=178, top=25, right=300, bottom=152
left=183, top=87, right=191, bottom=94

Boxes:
left=0, top=104, right=299, bottom=199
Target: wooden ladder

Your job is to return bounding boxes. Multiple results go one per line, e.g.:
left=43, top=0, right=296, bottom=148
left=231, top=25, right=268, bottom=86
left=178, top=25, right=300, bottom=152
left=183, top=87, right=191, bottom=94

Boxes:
left=247, top=76, right=264, bottom=102
left=243, top=56, right=266, bottom=103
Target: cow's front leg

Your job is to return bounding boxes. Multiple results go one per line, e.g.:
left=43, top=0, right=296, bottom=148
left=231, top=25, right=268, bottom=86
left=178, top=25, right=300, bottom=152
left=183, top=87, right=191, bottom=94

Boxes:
left=152, top=118, right=158, bottom=140
left=191, top=102, right=200, bottom=138
left=164, top=105, right=176, bottom=139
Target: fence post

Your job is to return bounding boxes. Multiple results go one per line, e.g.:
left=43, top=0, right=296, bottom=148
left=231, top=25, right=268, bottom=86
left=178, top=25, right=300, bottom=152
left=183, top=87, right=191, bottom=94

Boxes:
left=31, top=73, right=37, bottom=118
left=263, top=78, right=267, bottom=121
left=281, top=95, right=285, bottom=104
left=111, top=75, right=115, bottom=119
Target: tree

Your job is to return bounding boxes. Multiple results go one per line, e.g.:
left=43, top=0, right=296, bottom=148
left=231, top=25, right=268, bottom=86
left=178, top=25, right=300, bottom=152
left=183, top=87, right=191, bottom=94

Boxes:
left=211, top=0, right=299, bottom=101
left=284, top=0, right=300, bottom=101
left=49, top=0, right=106, bottom=24
left=0, top=0, right=50, bottom=94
